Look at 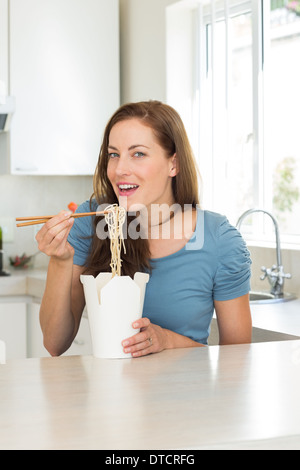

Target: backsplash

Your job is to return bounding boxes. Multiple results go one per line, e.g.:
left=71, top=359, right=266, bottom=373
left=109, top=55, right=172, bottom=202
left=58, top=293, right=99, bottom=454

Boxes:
left=0, top=174, right=93, bottom=269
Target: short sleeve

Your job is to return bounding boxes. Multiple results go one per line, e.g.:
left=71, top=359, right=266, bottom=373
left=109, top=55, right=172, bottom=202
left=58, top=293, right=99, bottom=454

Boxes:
left=213, top=218, right=252, bottom=301
left=67, top=200, right=95, bottom=266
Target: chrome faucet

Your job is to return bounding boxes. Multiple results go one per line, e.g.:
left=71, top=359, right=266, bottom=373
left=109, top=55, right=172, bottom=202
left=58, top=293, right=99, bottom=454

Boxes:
left=236, top=209, right=291, bottom=297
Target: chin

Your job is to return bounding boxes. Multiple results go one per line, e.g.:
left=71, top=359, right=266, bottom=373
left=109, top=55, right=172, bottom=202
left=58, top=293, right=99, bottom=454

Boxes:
left=126, top=202, right=147, bottom=214
left=115, top=191, right=144, bottom=210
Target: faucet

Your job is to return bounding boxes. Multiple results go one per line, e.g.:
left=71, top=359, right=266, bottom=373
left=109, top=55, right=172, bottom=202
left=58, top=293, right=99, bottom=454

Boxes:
left=236, top=208, right=291, bottom=297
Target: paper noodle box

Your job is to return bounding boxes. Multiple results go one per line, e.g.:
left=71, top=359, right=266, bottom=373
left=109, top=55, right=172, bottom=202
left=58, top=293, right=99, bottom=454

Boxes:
left=80, top=272, right=149, bottom=359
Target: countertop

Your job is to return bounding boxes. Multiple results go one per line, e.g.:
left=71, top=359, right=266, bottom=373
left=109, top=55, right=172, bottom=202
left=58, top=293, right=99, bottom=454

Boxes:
left=251, top=299, right=300, bottom=337
left=0, top=268, right=47, bottom=298
left=1, top=341, right=300, bottom=450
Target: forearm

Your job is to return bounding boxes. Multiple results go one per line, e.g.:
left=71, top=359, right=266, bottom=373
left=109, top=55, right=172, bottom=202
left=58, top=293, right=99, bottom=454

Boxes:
left=164, top=328, right=205, bottom=349
left=40, top=256, right=77, bottom=355
left=123, top=318, right=205, bottom=357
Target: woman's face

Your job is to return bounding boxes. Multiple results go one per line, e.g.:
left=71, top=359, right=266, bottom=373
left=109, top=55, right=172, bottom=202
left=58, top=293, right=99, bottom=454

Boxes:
left=107, top=118, right=177, bottom=212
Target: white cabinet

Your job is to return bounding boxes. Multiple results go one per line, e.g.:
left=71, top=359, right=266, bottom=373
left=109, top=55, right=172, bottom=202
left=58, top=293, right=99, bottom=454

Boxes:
left=27, top=303, right=92, bottom=357
left=26, top=303, right=49, bottom=358
left=0, top=0, right=8, bottom=96
left=4, top=0, right=119, bottom=175
left=0, top=301, right=27, bottom=359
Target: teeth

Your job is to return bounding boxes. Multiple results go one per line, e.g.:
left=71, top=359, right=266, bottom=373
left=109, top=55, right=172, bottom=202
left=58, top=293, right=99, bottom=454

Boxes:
left=119, top=184, right=138, bottom=190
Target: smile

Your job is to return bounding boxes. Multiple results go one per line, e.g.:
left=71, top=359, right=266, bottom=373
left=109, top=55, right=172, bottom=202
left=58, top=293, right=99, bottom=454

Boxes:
left=117, top=183, right=140, bottom=195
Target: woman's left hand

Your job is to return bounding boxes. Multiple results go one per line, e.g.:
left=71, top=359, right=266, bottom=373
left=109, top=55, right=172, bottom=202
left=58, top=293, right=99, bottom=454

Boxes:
left=122, top=317, right=168, bottom=357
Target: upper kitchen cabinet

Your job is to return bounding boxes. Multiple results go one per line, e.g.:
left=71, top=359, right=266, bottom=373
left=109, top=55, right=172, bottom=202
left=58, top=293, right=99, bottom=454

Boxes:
left=3, top=0, right=119, bottom=175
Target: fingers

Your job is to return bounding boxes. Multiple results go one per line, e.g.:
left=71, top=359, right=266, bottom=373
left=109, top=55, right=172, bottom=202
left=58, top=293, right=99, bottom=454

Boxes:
left=132, top=317, right=150, bottom=330
left=122, top=318, right=153, bottom=357
left=36, top=211, right=72, bottom=240
left=122, top=335, right=153, bottom=357
left=35, top=211, right=74, bottom=259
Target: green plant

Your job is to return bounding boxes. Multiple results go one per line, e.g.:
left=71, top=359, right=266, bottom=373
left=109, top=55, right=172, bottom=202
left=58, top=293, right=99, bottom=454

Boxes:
left=273, top=156, right=300, bottom=215
left=271, top=1, right=300, bottom=15
left=286, top=1, right=300, bottom=15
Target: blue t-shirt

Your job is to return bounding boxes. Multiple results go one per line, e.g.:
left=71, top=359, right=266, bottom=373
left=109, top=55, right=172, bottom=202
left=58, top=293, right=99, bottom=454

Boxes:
left=68, top=200, right=251, bottom=345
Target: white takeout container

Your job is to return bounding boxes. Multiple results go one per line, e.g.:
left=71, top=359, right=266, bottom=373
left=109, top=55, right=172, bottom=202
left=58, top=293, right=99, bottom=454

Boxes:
left=80, top=272, right=149, bottom=359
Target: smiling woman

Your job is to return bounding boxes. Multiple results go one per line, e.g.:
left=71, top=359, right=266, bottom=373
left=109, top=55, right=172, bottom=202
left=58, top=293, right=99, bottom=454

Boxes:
left=37, top=100, right=252, bottom=358
left=86, top=100, right=200, bottom=278
left=107, top=119, right=177, bottom=210
left=96, top=100, right=200, bottom=210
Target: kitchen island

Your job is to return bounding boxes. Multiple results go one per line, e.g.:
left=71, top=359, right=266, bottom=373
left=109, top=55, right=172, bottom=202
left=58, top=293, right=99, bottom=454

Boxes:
left=1, top=340, right=300, bottom=450
left=251, top=299, right=300, bottom=337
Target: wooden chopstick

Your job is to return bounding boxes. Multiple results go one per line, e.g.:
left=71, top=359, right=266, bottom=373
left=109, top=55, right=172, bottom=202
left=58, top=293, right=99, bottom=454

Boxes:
left=16, top=219, right=50, bottom=227
left=16, top=211, right=109, bottom=227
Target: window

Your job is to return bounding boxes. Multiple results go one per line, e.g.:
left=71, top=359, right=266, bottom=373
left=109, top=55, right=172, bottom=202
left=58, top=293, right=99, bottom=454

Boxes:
left=266, top=0, right=300, bottom=242
left=166, top=0, right=300, bottom=246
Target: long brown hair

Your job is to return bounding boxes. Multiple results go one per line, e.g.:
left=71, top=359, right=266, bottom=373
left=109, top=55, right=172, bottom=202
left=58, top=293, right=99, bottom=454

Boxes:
left=84, top=100, right=201, bottom=278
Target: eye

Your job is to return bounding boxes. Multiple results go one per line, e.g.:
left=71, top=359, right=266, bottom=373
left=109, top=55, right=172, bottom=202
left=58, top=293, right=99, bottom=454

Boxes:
left=108, top=152, right=119, bottom=159
left=133, top=151, right=145, bottom=158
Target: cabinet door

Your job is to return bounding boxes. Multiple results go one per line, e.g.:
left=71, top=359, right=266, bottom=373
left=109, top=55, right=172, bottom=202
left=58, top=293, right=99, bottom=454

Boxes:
left=0, top=302, right=26, bottom=359
left=9, top=0, right=119, bottom=175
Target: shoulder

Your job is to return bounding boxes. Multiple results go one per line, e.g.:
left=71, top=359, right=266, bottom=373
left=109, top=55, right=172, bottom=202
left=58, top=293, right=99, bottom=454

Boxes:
left=201, top=210, right=240, bottom=241
left=197, top=209, right=233, bottom=244
left=195, top=209, right=250, bottom=261
left=202, top=210, right=227, bottom=232
left=75, top=199, right=98, bottom=214
left=185, top=209, right=234, bottom=253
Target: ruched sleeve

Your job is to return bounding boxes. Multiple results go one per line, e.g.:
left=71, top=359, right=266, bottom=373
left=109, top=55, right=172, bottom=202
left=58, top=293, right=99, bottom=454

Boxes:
left=213, top=217, right=252, bottom=301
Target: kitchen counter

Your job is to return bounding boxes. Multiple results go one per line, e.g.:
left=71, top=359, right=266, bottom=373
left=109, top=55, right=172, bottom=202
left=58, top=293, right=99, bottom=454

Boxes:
left=1, top=341, right=300, bottom=450
left=0, top=268, right=47, bottom=298
left=251, top=299, right=300, bottom=337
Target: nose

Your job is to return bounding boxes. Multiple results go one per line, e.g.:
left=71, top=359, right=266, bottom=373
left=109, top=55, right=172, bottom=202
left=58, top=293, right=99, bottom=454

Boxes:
left=115, top=155, right=132, bottom=176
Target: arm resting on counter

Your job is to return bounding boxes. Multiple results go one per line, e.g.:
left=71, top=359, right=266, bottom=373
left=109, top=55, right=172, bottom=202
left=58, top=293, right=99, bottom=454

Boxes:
left=214, top=293, right=252, bottom=345
left=121, top=294, right=252, bottom=357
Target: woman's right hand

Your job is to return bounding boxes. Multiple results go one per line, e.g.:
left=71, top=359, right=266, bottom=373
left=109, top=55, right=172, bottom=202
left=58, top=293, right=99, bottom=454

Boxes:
left=35, top=211, right=75, bottom=261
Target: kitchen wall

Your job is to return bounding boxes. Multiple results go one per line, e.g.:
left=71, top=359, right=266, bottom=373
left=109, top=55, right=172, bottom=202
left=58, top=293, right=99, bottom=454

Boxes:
left=119, top=0, right=179, bottom=103
left=0, top=174, right=93, bottom=267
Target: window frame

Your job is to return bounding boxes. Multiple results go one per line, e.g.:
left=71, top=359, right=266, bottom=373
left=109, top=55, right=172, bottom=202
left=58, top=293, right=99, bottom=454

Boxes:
left=166, top=0, right=300, bottom=248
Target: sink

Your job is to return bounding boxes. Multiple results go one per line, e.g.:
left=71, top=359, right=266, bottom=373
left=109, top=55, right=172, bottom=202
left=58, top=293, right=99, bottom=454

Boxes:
left=250, top=291, right=297, bottom=304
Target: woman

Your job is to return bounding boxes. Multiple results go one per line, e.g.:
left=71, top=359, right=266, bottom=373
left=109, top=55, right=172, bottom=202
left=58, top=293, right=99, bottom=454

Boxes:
left=37, top=100, right=252, bottom=357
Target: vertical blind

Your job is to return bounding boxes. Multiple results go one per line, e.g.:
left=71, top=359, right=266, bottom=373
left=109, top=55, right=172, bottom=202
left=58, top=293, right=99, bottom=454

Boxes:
left=198, top=0, right=256, bottom=212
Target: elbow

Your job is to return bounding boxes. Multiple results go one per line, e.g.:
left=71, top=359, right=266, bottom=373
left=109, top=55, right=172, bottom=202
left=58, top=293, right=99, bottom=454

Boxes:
left=40, top=321, right=73, bottom=357
left=44, top=342, right=63, bottom=357
left=43, top=336, right=69, bottom=357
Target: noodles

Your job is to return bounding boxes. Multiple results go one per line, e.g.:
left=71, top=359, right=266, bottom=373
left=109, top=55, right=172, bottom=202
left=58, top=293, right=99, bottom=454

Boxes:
left=105, top=204, right=126, bottom=277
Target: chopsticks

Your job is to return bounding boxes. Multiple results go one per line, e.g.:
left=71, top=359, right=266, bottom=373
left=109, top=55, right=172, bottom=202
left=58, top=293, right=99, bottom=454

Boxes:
left=16, top=211, right=109, bottom=227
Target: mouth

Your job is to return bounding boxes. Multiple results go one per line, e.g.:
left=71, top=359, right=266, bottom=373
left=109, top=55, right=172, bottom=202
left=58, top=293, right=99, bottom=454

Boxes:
left=117, top=183, right=140, bottom=196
